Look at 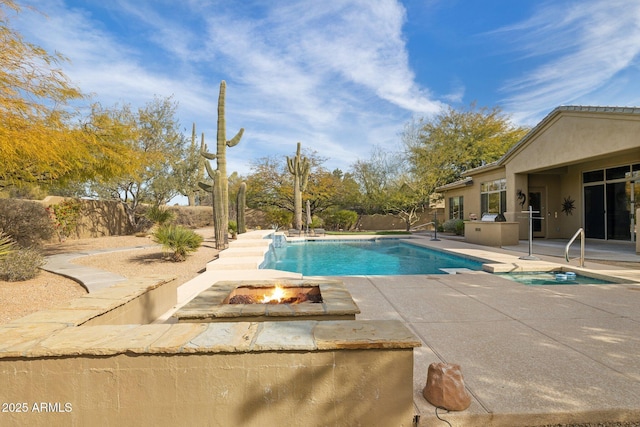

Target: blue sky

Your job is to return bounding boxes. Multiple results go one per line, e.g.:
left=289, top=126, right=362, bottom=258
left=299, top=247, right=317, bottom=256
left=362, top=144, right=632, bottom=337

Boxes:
left=11, top=0, right=640, bottom=177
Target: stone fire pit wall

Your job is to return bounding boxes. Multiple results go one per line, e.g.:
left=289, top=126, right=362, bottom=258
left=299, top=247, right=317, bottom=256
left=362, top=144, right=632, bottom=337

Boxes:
left=174, top=279, right=360, bottom=323
left=0, top=284, right=421, bottom=427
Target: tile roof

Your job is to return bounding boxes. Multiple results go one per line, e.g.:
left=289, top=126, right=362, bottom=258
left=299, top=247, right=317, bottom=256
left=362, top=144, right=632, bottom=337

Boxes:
left=556, top=105, right=640, bottom=114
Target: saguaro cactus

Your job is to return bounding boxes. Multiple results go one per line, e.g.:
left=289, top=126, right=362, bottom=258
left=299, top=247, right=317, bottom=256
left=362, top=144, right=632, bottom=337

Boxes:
left=286, top=142, right=310, bottom=230
left=186, top=123, right=206, bottom=206
left=198, top=81, right=244, bottom=249
left=236, top=182, right=246, bottom=234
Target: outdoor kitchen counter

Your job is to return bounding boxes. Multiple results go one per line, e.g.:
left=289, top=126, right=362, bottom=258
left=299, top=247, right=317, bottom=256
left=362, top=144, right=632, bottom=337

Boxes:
left=464, top=220, right=520, bottom=246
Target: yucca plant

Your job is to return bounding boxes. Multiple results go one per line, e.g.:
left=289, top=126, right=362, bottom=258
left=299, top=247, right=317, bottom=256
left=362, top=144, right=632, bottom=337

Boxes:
left=0, top=231, right=16, bottom=259
left=145, top=205, right=175, bottom=226
left=153, top=225, right=203, bottom=262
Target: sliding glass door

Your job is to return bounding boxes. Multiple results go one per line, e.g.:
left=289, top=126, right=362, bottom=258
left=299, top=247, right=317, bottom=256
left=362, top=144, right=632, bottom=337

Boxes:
left=584, top=184, right=605, bottom=239
left=583, top=163, right=639, bottom=241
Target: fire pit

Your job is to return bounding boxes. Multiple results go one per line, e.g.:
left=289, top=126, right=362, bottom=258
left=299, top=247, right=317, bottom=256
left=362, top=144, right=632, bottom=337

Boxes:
left=173, top=279, right=359, bottom=323
left=227, top=284, right=323, bottom=304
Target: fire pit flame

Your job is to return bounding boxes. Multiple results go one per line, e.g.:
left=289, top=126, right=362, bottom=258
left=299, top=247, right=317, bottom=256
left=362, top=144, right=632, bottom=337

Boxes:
left=226, top=284, right=324, bottom=305
left=261, top=285, right=286, bottom=304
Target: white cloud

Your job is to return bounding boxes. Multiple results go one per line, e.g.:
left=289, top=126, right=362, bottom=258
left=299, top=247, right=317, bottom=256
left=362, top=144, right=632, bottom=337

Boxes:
left=11, top=0, right=438, bottom=176
left=496, top=0, right=640, bottom=123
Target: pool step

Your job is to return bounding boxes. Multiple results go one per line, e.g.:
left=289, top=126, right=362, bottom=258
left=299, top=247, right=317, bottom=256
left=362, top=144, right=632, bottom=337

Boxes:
left=439, top=268, right=475, bottom=274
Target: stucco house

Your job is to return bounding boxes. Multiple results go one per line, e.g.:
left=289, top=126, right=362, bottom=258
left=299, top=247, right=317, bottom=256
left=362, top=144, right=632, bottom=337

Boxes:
left=436, top=106, right=640, bottom=247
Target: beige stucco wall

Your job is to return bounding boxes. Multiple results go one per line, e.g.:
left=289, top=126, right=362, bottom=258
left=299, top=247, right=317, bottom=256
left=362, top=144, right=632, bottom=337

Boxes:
left=442, top=167, right=506, bottom=223
left=504, top=112, right=640, bottom=175
left=504, top=111, right=640, bottom=239
left=82, top=277, right=179, bottom=326
left=40, top=196, right=133, bottom=238
left=0, top=348, right=415, bottom=426
left=464, top=222, right=520, bottom=246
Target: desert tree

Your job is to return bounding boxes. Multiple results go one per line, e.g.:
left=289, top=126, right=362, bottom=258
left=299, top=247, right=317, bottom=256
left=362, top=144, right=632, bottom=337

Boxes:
left=0, top=1, right=132, bottom=189
left=88, top=97, right=188, bottom=229
left=245, top=149, right=351, bottom=225
left=351, top=146, right=427, bottom=231
left=405, top=103, right=529, bottom=193
left=175, top=123, right=207, bottom=206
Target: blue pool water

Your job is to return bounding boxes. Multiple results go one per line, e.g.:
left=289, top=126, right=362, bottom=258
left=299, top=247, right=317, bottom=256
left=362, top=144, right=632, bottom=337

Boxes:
left=495, top=271, right=616, bottom=285
left=261, top=239, right=484, bottom=276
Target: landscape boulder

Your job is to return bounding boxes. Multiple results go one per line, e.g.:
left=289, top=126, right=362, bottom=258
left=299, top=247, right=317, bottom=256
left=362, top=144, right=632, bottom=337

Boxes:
left=422, top=362, right=471, bottom=411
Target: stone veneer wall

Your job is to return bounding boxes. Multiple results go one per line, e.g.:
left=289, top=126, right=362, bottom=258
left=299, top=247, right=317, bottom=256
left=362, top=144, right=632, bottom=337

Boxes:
left=0, top=276, right=421, bottom=426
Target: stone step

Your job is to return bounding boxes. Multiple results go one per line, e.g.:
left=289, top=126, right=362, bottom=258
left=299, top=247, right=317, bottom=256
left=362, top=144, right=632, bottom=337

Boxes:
left=228, top=239, right=272, bottom=248
left=235, top=230, right=275, bottom=240
left=217, top=247, right=269, bottom=258
left=206, top=257, right=264, bottom=271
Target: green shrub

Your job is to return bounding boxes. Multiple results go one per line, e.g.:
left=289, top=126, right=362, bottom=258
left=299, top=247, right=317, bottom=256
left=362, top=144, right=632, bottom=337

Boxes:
left=321, top=209, right=358, bottom=231
left=0, top=232, right=16, bottom=259
left=48, top=199, right=83, bottom=241
left=442, top=219, right=465, bottom=235
left=228, top=220, right=238, bottom=233
left=264, top=208, right=293, bottom=231
left=0, top=248, right=45, bottom=281
left=145, top=205, right=175, bottom=226
left=153, top=225, right=204, bottom=262
left=0, top=199, right=54, bottom=248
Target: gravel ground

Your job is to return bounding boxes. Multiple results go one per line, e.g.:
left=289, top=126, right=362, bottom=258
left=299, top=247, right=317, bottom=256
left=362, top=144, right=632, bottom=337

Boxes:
left=0, top=228, right=218, bottom=324
left=536, top=423, right=640, bottom=427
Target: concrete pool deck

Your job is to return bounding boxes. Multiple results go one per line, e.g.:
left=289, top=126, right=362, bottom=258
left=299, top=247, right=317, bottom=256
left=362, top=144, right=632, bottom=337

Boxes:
left=338, top=234, right=640, bottom=426
left=47, top=230, right=640, bottom=426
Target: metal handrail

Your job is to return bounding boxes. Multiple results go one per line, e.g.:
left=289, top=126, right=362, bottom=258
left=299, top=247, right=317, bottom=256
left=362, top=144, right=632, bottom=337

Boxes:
left=410, top=222, right=434, bottom=231
left=565, top=228, right=585, bottom=267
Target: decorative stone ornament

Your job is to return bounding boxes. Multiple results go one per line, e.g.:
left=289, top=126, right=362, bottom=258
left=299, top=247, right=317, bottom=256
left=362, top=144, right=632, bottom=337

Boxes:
left=561, top=196, right=576, bottom=215
left=422, top=362, right=471, bottom=411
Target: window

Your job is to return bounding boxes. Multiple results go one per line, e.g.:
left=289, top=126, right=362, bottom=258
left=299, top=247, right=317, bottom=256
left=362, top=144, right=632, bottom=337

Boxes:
left=449, top=196, right=463, bottom=219
left=586, top=164, right=640, bottom=182
left=583, top=170, right=604, bottom=183
left=480, top=178, right=506, bottom=215
left=606, top=166, right=629, bottom=180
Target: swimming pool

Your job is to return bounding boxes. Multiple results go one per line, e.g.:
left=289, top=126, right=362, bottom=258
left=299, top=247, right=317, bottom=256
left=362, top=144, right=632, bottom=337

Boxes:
left=260, top=239, right=485, bottom=276
left=495, top=271, right=618, bottom=285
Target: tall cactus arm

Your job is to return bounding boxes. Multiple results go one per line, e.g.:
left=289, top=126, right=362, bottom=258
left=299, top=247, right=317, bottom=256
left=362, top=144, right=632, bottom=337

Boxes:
left=198, top=182, right=213, bottom=192
left=300, top=160, right=311, bottom=191
left=204, top=160, right=216, bottom=178
left=227, top=128, right=244, bottom=147
left=217, top=81, right=228, bottom=143
left=201, top=151, right=218, bottom=161
left=237, top=181, right=247, bottom=234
